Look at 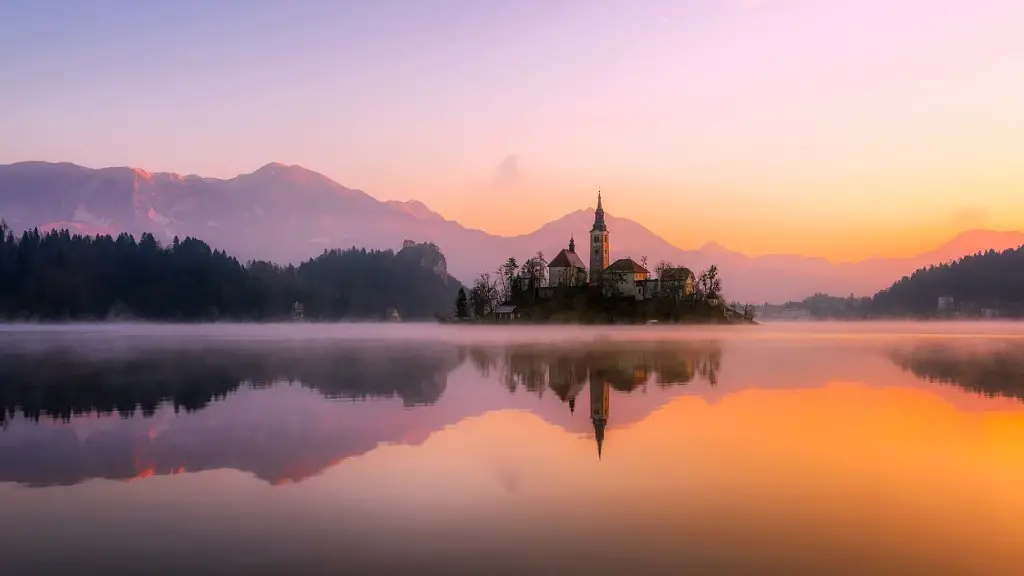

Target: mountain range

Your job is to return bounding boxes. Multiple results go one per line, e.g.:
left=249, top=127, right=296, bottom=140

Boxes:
left=2, top=160, right=1022, bottom=304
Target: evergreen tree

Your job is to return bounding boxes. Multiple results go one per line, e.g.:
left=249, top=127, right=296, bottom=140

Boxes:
left=455, top=287, right=469, bottom=318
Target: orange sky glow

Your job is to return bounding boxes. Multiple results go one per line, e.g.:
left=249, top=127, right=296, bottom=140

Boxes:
left=3, top=1, right=1023, bottom=261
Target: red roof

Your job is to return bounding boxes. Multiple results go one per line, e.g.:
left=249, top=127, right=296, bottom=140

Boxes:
left=606, top=258, right=649, bottom=274
left=549, top=249, right=586, bottom=269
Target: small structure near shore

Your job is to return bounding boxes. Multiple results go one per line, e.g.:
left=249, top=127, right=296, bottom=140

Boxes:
left=495, top=305, right=518, bottom=321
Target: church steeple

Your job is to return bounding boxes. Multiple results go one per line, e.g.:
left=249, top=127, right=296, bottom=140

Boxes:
left=591, top=190, right=606, bottom=232
left=568, top=235, right=576, bottom=253
left=589, top=190, right=610, bottom=284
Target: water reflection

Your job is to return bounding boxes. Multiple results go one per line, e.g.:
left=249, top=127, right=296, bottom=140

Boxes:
left=0, top=342, right=464, bottom=424
left=890, top=341, right=1024, bottom=401
left=0, top=340, right=724, bottom=486
left=3, top=327, right=1024, bottom=574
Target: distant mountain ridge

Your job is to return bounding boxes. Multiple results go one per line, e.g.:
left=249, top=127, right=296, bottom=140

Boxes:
left=2, top=160, right=1022, bottom=303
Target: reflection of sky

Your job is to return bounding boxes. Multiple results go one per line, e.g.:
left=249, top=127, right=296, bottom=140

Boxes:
left=3, top=330, right=1024, bottom=573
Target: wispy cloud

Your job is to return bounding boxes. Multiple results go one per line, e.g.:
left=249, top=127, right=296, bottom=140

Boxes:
left=492, top=154, right=523, bottom=188
left=948, top=206, right=991, bottom=229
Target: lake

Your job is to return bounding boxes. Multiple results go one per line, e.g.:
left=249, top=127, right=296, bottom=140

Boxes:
left=2, top=322, right=1024, bottom=575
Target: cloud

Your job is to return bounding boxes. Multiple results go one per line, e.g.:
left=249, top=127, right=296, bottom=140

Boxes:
left=492, top=154, right=523, bottom=188
left=948, top=206, right=991, bottom=229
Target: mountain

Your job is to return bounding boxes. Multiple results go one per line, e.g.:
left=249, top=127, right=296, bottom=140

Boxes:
left=2, top=161, right=1022, bottom=304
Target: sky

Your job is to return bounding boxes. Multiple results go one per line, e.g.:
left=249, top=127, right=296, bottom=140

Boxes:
left=2, top=0, right=1023, bottom=261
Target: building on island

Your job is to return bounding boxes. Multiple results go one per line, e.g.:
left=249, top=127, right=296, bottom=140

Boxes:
left=589, top=191, right=611, bottom=285
left=604, top=258, right=651, bottom=300
left=526, top=190, right=694, bottom=304
left=937, top=296, right=955, bottom=312
left=658, top=267, right=696, bottom=298
left=495, top=305, right=518, bottom=321
left=548, top=235, right=588, bottom=287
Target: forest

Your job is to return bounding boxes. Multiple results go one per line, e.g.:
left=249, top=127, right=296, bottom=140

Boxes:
left=781, top=245, right=1024, bottom=318
left=871, top=246, right=1024, bottom=316
left=0, top=220, right=462, bottom=321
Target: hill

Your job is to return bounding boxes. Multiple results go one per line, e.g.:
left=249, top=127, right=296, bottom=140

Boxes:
left=0, top=221, right=460, bottom=320
left=871, top=246, right=1024, bottom=317
left=3, top=161, right=1023, bottom=303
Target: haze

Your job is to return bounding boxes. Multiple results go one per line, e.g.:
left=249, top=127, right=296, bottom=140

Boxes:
left=3, top=0, right=1023, bottom=261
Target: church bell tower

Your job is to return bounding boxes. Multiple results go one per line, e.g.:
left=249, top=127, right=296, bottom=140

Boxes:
left=590, top=190, right=610, bottom=285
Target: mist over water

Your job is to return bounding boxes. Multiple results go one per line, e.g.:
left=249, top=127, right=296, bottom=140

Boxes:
left=2, top=322, right=1024, bottom=575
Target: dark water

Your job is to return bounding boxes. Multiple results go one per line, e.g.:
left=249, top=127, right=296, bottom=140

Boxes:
left=2, top=322, right=1024, bottom=575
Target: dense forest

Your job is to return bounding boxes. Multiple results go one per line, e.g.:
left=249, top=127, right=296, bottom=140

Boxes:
left=0, top=220, right=461, bottom=320
left=779, top=245, right=1024, bottom=318
left=871, top=246, right=1024, bottom=317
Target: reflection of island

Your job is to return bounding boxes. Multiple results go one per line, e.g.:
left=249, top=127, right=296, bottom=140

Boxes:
left=0, top=339, right=724, bottom=486
left=889, top=342, right=1024, bottom=402
left=475, top=341, right=723, bottom=396
left=483, top=341, right=723, bottom=458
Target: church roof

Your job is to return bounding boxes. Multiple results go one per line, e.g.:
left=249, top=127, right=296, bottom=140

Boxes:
left=661, top=266, right=694, bottom=281
left=606, top=258, right=649, bottom=274
left=549, top=249, right=586, bottom=269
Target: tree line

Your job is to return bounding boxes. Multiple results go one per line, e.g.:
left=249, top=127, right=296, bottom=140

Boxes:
left=779, top=245, right=1024, bottom=318
left=0, top=220, right=461, bottom=320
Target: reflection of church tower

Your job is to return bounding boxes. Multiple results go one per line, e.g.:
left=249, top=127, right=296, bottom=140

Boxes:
left=589, top=379, right=610, bottom=459
left=590, top=191, right=610, bottom=285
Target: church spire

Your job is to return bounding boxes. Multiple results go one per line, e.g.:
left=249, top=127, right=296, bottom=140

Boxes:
left=591, top=189, right=607, bottom=232
left=568, top=235, right=576, bottom=253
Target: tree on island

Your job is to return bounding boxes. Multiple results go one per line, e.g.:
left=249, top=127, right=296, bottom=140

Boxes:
left=455, top=287, right=469, bottom=319
left=696, top=265, right=723, bottom=302
left=655, top=260, right=673, bottom=279
left=470, top=272, right=499, bottom=317
left=518, top=252, right=547, bottom=290
left=497, top=257, right=518, bottom=303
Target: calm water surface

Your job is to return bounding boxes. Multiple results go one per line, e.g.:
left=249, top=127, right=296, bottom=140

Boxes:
left=2, top=322, right=1024, bottom=575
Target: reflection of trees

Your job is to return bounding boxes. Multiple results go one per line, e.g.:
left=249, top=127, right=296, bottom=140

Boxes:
left=0, top=343, right=464, bottom=425
left=488, top=341, right=724, bottom=398
left=890, top=343, right=1024, bottom=401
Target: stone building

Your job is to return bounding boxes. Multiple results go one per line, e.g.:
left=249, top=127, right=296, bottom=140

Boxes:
left=547, top=236, right=588, bottom=287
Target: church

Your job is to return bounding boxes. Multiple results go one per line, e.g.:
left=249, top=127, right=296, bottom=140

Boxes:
left=546, top=192, right=656, bottom=300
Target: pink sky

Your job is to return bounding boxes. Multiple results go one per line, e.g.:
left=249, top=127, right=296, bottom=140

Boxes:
left=2, top=0, right=1023, bottom=260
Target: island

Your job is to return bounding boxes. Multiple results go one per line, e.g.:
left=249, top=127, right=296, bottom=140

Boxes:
left=448, top=192, right=756, bottom=325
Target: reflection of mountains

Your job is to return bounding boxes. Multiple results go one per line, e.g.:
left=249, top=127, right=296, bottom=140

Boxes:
left=890, top=343, right=1024, bottom=402
left=0, top=343, right=464, bottom=424
left=0, top=340, right=723, bottom=487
